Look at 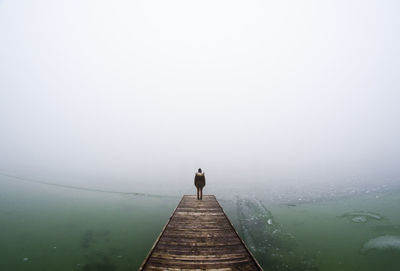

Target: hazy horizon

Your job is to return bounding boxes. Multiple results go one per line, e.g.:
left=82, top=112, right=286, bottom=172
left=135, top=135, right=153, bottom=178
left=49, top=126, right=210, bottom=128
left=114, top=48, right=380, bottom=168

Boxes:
left=1, top=0, right=400, bottom=193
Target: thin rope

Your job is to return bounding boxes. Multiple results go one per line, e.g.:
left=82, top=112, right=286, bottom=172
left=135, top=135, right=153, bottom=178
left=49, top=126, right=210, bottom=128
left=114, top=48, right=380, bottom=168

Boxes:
left=0, top=172, right=178, bottom=199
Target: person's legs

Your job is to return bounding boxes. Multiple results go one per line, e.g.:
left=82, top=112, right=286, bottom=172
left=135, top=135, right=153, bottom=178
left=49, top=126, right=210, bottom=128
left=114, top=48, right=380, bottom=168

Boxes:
left=200, top=187, right=203, bottom=200
left=197, top=187, right=200, bottom=200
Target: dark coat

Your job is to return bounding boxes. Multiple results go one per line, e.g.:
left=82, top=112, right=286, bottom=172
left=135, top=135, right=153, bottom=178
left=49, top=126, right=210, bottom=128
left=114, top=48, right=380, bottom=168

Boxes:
left=194, top=172, right=206, bottom=188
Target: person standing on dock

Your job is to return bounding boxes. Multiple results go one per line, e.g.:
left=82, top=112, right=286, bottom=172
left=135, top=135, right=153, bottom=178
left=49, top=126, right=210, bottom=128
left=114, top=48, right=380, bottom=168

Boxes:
left=194, top=168, right=206, bottom=200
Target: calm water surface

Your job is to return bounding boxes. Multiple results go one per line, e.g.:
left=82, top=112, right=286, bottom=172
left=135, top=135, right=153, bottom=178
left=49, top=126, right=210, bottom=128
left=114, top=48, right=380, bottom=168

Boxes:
left=1, top=177, right=399, bottom=270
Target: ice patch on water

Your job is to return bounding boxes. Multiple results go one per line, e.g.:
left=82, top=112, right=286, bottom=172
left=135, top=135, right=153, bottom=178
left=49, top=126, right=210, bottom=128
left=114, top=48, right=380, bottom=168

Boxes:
left=342, top=211, right=382, bottom=223
left=362, top=235, right=400, bottom=252
left=352, top=216, right=367, bottom=223
left=349, top=211, right=381, bottom=220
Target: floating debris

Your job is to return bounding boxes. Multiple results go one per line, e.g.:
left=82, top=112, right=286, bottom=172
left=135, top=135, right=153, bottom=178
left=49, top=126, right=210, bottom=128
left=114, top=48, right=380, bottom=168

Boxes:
left=23, top=257, right=29, bottom=261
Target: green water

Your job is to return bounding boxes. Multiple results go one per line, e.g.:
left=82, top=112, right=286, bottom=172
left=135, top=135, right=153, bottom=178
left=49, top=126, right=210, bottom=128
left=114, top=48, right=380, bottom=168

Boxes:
left=1, top=177, right=399, bottom=270
left=224, top=192, right=400, bottom=271
left=266, top=193, right=400, bottom=271
left=0, top=179, right=179, bottom=271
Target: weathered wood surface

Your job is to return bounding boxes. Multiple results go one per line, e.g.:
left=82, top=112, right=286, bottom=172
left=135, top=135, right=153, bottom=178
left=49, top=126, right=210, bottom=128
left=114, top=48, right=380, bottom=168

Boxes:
left=140, top=195, right=262, bottom=270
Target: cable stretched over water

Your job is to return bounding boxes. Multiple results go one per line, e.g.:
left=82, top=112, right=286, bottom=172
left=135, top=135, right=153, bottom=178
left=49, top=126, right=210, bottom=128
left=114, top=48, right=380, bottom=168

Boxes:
left=0, top=172, right=178, bottom=199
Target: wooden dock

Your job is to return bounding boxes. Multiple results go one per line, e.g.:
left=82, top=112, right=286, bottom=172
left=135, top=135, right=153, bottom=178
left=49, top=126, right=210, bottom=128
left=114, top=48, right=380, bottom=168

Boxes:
left=140, top=195, right=262, bottom=270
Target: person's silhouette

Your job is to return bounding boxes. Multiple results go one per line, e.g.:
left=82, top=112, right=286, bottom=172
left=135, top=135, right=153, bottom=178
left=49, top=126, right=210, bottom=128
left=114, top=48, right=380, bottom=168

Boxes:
left=194, top=168, right=206, bottom=200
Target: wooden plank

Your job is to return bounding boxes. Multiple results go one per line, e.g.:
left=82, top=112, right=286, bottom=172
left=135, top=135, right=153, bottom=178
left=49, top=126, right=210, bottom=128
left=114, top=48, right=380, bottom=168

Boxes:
left=139, top=195, right=263, bottom=270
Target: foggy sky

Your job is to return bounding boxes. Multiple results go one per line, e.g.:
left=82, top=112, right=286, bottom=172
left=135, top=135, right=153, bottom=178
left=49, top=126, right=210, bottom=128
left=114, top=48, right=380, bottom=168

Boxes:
left=1, top=0, right=399, bottom=192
